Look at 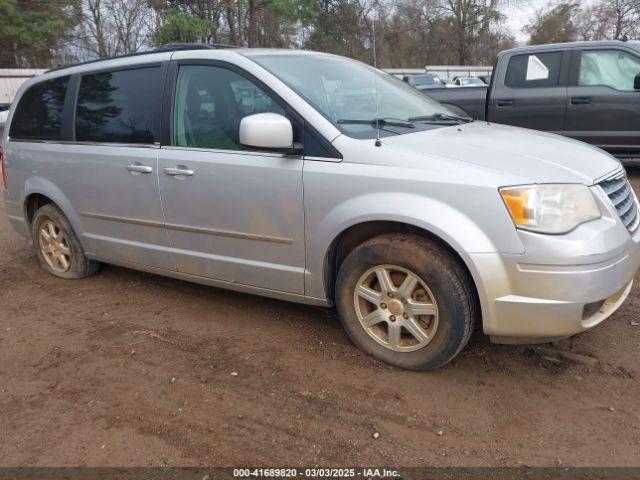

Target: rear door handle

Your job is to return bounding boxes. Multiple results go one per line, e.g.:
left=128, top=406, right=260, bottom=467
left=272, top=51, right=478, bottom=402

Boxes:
left=126, top=163, right=153, bottom=174
left=496, top=99, right=514, bottom=107
left=571, top=97, right=591, bottom=105
left=164, top=166, right=194, bottom=177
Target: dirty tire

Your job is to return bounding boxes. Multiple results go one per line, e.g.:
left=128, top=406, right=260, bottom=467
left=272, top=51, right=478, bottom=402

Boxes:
left=32, top=204, right=101, bottom=279
left=336, top=233, right=478, bottom=370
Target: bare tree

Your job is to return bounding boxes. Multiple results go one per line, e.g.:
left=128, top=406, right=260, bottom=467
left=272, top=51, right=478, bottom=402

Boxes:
left=112, top=0, right=154, bottom=53
left=574, top=4, right=610, bottom=40
left=76, top=0, right=154, bottom=59
left=529, top=0, right=640, bottom=45
left=598, top=0, right=640, bottom=39
left=81, top=0, right=110, bottom=58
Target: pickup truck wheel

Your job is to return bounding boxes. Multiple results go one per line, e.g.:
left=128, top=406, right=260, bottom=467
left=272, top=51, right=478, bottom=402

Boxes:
left=335, top=233, right=477, bottom=370
left=32, top=204, right=101, bottom=279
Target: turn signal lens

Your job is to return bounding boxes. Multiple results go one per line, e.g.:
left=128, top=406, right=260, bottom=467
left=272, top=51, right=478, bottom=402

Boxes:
left=499, top=184, right=601, bottom=234
left=501, top=189, right=530, bottom=224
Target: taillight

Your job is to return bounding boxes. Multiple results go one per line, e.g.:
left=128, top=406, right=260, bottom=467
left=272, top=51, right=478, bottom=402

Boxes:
left=0, top=147, right=6, bottom=191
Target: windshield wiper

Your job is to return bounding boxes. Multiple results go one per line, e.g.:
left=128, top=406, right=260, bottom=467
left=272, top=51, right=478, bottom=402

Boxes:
left=337, top=118, right=415, bottom=129
left=408, top=112, right=473, bottom=123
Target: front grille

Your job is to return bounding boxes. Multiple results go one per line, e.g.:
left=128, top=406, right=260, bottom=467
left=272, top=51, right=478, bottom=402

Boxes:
left=599, top=173, right=640, bottom=232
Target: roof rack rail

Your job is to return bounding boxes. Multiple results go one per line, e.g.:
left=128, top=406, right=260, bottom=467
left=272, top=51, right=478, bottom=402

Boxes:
left=153, top=43, right=239, bottom=52
left=47, top=43, right=239, bottom=73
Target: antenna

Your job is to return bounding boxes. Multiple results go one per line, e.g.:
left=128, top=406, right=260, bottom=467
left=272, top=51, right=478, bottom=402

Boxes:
left=372, top=10, right=382, bottom=147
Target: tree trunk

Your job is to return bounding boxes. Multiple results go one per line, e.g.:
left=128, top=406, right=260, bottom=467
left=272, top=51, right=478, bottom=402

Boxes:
left=248, top=0, right=256, bottom=46
left=227, top=2, right=237, bottom=44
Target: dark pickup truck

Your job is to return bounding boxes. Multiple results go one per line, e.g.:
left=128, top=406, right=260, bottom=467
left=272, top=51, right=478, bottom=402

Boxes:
left=426, top=40, right=640, bottom=164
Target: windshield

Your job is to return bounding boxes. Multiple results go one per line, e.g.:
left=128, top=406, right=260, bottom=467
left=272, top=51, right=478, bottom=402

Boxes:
left=248, top=53, right=455, bottom=139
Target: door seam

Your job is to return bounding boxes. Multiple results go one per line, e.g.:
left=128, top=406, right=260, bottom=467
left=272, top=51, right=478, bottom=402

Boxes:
left=155, top=148, right=179, bottom=271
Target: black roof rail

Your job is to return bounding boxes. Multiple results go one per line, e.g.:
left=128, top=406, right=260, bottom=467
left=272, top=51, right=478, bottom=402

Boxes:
left=46, top=43, right=240, bottom=73
left=153, top=42, right=239, bottom=52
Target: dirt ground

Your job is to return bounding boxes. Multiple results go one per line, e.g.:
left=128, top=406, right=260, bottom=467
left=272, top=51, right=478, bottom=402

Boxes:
left=1, top=171, right=640, bottom=468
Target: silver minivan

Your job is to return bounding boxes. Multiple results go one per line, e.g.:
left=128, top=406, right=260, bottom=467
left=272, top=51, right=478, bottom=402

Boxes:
left=2, top=45, right=639, bottom=370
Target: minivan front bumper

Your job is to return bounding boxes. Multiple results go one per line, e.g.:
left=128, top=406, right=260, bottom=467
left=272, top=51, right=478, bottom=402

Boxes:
left=465, top=186, right=640, bottom=343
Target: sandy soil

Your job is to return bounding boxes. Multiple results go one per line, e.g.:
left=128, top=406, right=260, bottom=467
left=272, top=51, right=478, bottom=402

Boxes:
left=1, top=171, right=639, bottom=468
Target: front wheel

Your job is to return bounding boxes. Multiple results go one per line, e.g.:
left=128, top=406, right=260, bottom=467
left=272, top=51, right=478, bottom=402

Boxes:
left=335, top=233, right=478, bottom=370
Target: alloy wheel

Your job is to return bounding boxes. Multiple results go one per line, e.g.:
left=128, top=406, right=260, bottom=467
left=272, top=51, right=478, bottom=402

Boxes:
left=354, top=264, right=439, bottom=352
left=38, top=219, right=72, bottom=273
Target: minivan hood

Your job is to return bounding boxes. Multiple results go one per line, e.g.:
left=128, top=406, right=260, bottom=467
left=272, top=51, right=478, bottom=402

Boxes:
left=381, top=121, right=621, bottom=184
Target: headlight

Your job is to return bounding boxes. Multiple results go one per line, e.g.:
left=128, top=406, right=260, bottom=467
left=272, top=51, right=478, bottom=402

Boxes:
left=499, top=184, right=601, bottom=234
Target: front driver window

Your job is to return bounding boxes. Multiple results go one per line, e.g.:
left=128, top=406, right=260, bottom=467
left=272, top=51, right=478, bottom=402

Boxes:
left=173, top=65, right=285, bottom=150
left=578, top=50, right=640, bottom=91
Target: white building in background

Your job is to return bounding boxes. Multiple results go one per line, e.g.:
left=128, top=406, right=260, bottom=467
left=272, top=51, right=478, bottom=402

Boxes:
left=0, top=69, right=46, bottom=106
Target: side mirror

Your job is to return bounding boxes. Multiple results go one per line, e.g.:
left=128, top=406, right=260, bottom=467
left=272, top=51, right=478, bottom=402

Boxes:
left=239, top=113, right=300, bottom=154
left=634, top=73, right=640, bottom=90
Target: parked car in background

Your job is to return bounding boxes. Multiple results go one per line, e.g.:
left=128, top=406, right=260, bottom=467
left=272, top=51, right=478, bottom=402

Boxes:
left=402, top=73, right=445, bottom=90
left=2, top=45, right=639, bottom=370
left=426, top=40, right=640, bottom=164
left=452, top=76, right=486, bottom=87
left=477, top=74, right=491, bottom=84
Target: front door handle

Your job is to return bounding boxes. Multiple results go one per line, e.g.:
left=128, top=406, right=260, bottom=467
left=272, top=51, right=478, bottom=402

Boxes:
left=496, top=99, right=515, bottom=107
left=164, top=166, right=194, bottom=177
left=571, top=97, right=591, bottom=105
left=126, top=163, right=153, bottom=174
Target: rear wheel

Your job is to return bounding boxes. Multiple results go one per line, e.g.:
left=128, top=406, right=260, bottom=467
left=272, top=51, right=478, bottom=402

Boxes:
left=335, top=233, right=478, bottom=370
left=32, top=204, right=100, bottom=279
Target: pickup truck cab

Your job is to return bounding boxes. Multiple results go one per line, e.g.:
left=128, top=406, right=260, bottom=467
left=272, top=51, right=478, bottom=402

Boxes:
left=427, top=40, right=640, bottom=164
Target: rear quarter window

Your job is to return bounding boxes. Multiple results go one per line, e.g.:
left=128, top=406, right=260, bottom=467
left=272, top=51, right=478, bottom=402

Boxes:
left=9, top=76, right=70, bottom=141
left=75, top=67, right=161, bottom=144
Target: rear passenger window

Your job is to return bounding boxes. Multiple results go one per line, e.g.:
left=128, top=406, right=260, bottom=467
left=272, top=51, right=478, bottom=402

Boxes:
left=75, top=67, right=160, bottom=144
left=10, top=76, right=69, bottom=141
left=504, top=52, right=563, bottom=88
